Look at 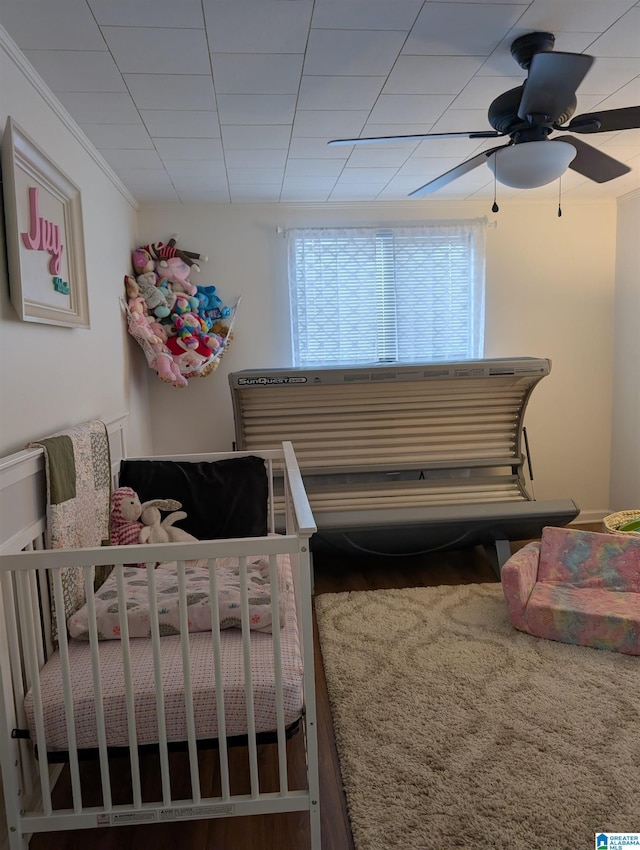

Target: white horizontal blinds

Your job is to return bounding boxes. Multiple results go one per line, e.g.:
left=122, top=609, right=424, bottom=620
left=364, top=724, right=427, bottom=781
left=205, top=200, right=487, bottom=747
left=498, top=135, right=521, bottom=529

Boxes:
left=289, top=229, right=379, bottom=365
left=287, top=221, right=486, bottom=367
left=236, top=375, right=533, bottom=470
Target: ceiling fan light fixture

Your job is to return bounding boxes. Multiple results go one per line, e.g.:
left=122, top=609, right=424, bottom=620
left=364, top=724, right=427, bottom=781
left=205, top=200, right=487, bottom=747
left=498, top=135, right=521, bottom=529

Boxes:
left=488, top=140, right=577, bottom=188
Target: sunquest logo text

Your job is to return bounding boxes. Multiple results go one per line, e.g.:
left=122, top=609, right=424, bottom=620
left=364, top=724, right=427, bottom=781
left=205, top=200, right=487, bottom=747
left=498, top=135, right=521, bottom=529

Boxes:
left=237, top=376, right=308, bottom=385
left=596, top=834, right=640, bottom=849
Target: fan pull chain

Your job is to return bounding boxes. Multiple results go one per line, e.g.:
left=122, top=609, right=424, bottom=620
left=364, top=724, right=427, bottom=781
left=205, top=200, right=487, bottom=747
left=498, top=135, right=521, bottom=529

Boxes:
left=557, top=176, right=563, bottom=217
left=491, top=154, right=499, bottom=213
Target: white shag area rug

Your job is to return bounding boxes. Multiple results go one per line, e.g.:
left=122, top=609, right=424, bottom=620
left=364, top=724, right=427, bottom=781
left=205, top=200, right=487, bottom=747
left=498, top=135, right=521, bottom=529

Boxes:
left=315, top=583, right=640, bottom=850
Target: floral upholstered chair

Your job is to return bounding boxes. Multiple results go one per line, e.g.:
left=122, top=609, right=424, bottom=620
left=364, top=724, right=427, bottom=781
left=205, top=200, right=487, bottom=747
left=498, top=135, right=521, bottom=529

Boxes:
left=501, top=526, right=640, bottom=655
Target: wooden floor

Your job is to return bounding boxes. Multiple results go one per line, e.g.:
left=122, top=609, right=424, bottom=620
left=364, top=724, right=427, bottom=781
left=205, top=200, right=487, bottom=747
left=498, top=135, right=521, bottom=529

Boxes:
left=30, top=530, right=597, bottom=850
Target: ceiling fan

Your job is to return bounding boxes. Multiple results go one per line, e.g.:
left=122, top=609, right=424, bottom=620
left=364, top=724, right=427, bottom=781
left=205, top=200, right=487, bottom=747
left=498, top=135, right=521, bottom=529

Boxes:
left=328, top=32, right=640, bottom=197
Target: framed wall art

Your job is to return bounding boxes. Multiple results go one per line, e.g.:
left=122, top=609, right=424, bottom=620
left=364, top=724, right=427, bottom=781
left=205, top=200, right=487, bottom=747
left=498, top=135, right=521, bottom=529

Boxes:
left=1, top=116, right=90, bottom=328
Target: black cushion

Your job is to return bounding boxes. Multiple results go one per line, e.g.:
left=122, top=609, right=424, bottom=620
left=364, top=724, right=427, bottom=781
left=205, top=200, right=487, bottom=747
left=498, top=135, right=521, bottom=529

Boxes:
left=118, top=455, right=268, bottom=540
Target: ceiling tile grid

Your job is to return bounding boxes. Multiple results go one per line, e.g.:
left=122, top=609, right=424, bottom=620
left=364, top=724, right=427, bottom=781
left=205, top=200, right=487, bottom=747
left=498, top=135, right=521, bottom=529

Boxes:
left=1, top=0, right=638, bottom=204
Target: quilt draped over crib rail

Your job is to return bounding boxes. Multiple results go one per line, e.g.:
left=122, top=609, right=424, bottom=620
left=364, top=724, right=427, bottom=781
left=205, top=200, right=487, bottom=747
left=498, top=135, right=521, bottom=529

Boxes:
left=27, top=419, right=111, bottom=641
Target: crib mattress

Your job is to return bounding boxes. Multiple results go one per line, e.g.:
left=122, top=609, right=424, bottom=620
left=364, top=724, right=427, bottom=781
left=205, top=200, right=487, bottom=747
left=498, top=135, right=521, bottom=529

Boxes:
left=24, top=554, right=304, bottom=752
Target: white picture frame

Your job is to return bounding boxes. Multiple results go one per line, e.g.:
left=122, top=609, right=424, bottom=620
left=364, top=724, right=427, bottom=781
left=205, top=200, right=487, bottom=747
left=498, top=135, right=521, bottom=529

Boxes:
left=1, top=117, right=90, bottom=328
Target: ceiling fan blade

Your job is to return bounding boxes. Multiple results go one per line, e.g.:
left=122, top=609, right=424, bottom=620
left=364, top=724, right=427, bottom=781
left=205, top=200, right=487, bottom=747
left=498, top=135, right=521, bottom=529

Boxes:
left=328, top=130, right=503, bottom=147
left=565, top=105, right=640, bottom=134
left=518, top=51, right=594, bottom=123
left=553, top=136, right=631, bottom=182
left=409, top=145, right=508, bottom=197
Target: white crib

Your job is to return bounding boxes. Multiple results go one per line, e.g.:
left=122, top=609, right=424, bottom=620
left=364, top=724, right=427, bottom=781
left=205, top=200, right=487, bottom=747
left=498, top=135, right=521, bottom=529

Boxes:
left=0, top=416, right=320, bottom=849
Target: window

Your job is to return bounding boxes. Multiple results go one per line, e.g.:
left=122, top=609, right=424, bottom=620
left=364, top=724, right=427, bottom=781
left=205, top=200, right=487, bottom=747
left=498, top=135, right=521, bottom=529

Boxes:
left=287, top=220, right=486, bottom=367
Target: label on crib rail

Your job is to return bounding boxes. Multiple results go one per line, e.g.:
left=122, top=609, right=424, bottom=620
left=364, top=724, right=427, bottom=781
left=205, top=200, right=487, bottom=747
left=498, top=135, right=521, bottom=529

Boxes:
left=159, top=804, right=235, bottom=821
left=96, top=804, right=235, bottom=827
left=98, top=811, right=157, bottom=826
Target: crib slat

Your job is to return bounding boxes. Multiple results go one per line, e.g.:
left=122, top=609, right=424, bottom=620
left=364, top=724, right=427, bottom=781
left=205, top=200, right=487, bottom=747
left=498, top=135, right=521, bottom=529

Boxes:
left=15, top=570, right=52, bottom=815
left=0, top=570, right=36, bottom=798
left=146, top=561, right=172, bottom=805
left=268, top=553, right=288, bottom=794
left=84, top=567, right=112, bottom=810
left=51, top=570, right=83, bottom=813
left=239, top=555, right=259, bottom=798
left=208, top=559, right=231, bottom=800
left=114, top=564, right=142, bottom=809
left=176, top=560, right=201, bottom=804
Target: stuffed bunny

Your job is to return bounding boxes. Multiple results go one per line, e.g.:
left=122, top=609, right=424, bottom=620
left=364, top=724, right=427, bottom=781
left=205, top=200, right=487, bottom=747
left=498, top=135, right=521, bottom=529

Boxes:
left=111, top=487, right=182, bottom=546
left=139, top=504, right=198, bottom=544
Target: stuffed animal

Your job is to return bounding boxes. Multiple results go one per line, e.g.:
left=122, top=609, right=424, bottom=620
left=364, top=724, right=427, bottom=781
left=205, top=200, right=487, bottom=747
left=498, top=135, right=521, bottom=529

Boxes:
left=110, top=487, right=145, bottom=547
left=136, top=272, right=171, bottom=318
left=127, top=297, right=162, bottom=345
left=153, top=235, right=208, bottom=273
left=132, top=247, right=156, bottom=276
left=139, top=504, right=198, bottom=544
left=153, top=350, right=188, bottom=388
left=156, top=256, right=197, bottom=297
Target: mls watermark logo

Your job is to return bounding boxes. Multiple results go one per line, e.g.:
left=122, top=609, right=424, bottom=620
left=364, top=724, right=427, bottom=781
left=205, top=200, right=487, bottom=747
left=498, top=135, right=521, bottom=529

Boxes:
left=596, top=834, right=640, bottom=849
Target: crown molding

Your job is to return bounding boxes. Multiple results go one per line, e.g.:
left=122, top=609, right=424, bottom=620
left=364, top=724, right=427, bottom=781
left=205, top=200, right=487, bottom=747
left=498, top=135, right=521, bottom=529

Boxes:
left=618, top=188, right=640, bottom=204
left=0, top=25, right=138, bottom=211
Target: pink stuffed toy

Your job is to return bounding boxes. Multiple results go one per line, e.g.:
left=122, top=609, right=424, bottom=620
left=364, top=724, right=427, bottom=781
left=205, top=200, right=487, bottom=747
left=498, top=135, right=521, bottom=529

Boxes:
left=156, top=257, right=197, bottom=297
left=110, top=487, right=145, bottom=547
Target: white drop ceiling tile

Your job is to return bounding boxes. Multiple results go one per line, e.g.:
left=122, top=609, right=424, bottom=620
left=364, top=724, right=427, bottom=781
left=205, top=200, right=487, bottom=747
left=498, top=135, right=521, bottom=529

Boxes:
left=588, top=8, right=640, bottom=57
left=141, top=110, right=220, bottom=138
left=285, top=159, right=345, bottom=177
left=125, top=75, right=216, bottom=111
left=226, top=168, right=284, bottom=185
left=311, top=1, right=422, bottom=30
left=329, top=185, right=380, bottom=200
left=164, top=161, right=228, bottom=178
left=56, top=91, right=142, bottom=124
left=23, top=50, right=126, bottom=93
left=396, top=157, right=463, bottom=177
left=101, top=27, right=210, bottom=75
left=88, top=0, right=205, bottom=29
left=345, top=147, right=414, bottom=167
left=383, top=56, right=485, bottom=95
left=368, top=94, right=455, bottom=124
left=134, top=183, right=181, bottom=203
left=298, top=76, right=385, bottom=110
left=211, top=54, right=304, bottom=95
left=428, top=109, right=495, bottom=135
left=203, top=0, right=313, bottom=53
left=516, top=0, right=637, bottom=34
left=579, top=59, right=640, bottom=95
left=179, top=187, right=231, bottom=202
left=217, top=95, right=296, bottom=125
left=337, top=167, right=398, bottom=184
left=304, top=28, right=406, bottom=76
left=280, top=188, right=332, bottom=202
left=171, top=174, right=230, bottom=191
left=360, top=123, right=435, bottom=138
left=452, top=76, right=525, bottom=109
left=221, top=125, right=292, bottom=149
left=1, top=1, right=106, bottom=50
left=281, top=175, right=339, bottom=191
left=82, top=124, right=154, bottom=150
left=225, top=149, right=288, bottom=169
left=575, top=94, right=610, bottom=113
left=413, top=137, right=488, bottom=157
left=292, top=110, right=369, bottom=138
left=602, top=128, right=640, bottom=146
left=590, top=77, right=640, bottom=108
left=229, top=186, right=282, bottom=202
left=104, top=149, right=164, bottom=170
left=403, top=3, right=526, bottom=56
left=288, top=138, right=352, bottom=159
left=154, top=138, right=224, bottom=160
left=597, top=144, right=640, bottom=163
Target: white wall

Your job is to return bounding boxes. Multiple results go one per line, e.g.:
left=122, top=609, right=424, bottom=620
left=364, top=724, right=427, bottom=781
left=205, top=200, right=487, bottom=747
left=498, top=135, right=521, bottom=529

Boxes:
left=610, top=190, right=640, bottom=510
left=139, top=197, right=617, bottom=520
left=0, top=28, right=151, bottom=458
